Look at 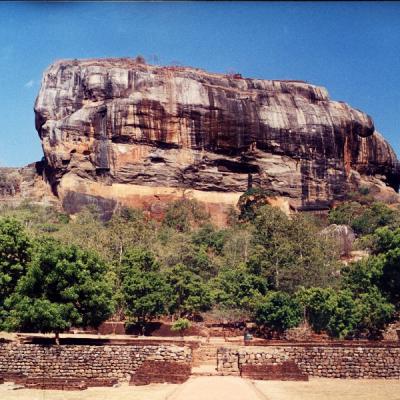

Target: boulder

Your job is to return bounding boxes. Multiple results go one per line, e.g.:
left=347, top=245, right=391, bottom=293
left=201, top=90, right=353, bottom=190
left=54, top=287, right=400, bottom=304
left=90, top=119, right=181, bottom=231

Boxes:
left=321, top=224, right=356, bottom=256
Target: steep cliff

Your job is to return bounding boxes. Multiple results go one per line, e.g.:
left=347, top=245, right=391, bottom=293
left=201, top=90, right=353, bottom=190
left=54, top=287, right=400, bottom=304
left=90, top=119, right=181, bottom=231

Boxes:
left=33, top=58, right=400, bottom=222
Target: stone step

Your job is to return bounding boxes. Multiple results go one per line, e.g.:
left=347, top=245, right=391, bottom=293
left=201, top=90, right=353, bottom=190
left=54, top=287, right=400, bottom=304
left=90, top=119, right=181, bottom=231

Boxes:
left=191, top=365, right=224, bottom=377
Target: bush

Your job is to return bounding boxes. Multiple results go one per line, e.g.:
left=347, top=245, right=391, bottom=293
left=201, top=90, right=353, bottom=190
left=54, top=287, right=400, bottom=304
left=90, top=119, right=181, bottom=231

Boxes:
left=171, top=318, right=191, bottom=335
left=353, top=288, right=395, bottom=339
left=298, top=288, right=358, bottom=338
left=298, top=286, right=393, bottom=339
left=254, top=292, right=302, bottom=336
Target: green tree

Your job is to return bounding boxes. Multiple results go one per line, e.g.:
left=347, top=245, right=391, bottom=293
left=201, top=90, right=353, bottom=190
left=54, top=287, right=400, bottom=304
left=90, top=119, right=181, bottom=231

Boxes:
left=121, top=247, right=170, bottom=333
left=379, top=247, right=400, bottom=308
left=254, top=292, right=302, bottom=336
left=297, top=287, right=336, bottom=333
left=191, top=223, right=227, bottom=255
left=106, top=206, right=155, bottom=264
left=237, top=188, right=277, bottom=221
left=156, top=227, right=218, bottom=279
left=0, top=218, right=32, bottom=326
left=328, top=201, right=365, bottom=227
left=353, top=288, right=394, bottom=339
left=298, top=288, right=358, bottom=339
left=0, top=218, right=31, bottom=298
left=165, top=264, right=211, bottom=318
left=5, top=238, right=114, bottom=340
left=370, top=227, right=400, bottom=255
left=122, top=269, right=170, bottom=334
left=325, top=290, right=358, bottom=339
left=341, top=256, right=384, bottom=295
left=329, top=201, right=396, bottom=236
left=247, top=206, right=338, bottom=292
left=163, top=198, right=209, bottom=233
left=353, top=202, right=394, bottom=235
left=211, top=264, right=267, bottom=311
left=344, top=231, right=400, bottom=310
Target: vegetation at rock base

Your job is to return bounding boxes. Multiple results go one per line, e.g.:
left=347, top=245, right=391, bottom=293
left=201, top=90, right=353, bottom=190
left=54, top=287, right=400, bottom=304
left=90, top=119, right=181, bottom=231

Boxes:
left=254, top=291, right=302, bottom=336
left=3, top=237, right=113, bottom=337
left=171, top=318, right=191, bottom=335
left=0, top=190, right=399, bottom=339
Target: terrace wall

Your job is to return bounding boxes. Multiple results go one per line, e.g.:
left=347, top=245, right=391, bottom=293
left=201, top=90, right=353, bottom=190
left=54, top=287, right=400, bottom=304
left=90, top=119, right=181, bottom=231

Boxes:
left=0, top=340, right=192, bottom=383
left=217, top=343, right=400, bottom=379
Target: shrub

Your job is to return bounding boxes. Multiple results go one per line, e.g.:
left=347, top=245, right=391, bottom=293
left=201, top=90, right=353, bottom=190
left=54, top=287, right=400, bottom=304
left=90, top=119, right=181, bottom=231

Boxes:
left=254, top=292, right=302, bottom=336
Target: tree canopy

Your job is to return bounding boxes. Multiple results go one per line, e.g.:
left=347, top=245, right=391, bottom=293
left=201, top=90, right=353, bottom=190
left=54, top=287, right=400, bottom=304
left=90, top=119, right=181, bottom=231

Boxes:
left=0, top=191, right=399, bottom=339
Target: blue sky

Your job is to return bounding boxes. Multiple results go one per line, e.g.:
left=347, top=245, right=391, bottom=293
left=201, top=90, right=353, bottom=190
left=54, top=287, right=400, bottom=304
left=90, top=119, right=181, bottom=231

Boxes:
left=0, top=1, right=399, bottom=166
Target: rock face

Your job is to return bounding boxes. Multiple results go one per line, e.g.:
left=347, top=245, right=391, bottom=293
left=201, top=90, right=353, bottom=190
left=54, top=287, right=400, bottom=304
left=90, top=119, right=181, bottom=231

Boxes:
left=0, top=163, right=56, bottom=208
left=33, top=58, right=400, bottom=222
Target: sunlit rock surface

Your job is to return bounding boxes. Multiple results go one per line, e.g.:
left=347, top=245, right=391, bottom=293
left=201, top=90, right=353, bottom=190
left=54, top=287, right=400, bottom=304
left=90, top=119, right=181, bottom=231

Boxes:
left=0, top=163, right=56, bottom=208
left=33, top=58, right=400, bottom=221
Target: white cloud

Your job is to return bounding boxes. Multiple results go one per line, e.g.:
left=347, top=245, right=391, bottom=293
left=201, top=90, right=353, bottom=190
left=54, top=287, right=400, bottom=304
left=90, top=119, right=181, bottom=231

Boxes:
left=24, top=80, right=35, bottom=88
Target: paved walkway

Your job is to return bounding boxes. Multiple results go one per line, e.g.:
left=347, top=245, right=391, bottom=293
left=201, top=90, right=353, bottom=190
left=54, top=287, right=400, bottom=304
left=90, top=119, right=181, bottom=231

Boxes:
left=168, top=376, right=266, bottom=400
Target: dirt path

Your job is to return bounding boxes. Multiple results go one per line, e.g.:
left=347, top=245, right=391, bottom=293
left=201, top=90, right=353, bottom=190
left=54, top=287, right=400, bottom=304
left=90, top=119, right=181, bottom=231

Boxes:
left=167, top=376, right=266, bottom=400
left=254, top=378, right=400, bottom=400
left=0, top=382, right=178, bottom=400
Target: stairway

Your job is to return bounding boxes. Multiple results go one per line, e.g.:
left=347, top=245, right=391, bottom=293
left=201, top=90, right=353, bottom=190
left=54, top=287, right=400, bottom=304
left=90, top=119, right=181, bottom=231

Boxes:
left=191, top=339, right=241, bottom=376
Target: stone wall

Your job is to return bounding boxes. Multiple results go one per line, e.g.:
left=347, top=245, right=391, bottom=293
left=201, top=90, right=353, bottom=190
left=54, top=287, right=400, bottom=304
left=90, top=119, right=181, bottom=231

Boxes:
left=130, top=360, right=192, bottom=385
left=0, top=341, right=192, bottom=383
left=217, top=344, right=400, bottom=379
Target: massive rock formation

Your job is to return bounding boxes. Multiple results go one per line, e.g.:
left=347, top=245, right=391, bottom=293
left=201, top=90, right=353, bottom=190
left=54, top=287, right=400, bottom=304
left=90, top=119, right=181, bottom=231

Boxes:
left=33, top=58, right=400, bottom=222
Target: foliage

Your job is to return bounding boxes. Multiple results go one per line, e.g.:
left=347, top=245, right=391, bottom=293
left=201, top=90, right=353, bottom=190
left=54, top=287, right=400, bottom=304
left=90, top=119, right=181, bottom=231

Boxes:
left=4, top=238, right=114, bottom=334
left=298, top=287, right=357, bottom=338
left=298, top=286, right=394, bottom=339
left=122, top=270, right=170, bottom=327
left=353, top=288, right=394, bottom=338
left=328, top=201, right=397, bottom=235
left=341, top=256, right=384, bottom=295
left=343, top=229, right=400, bottom=310
left=345, top=187, right=375, bottom=205
left=297, top=287, right=336, bottom=333
left=237, top=188, right=277, bottom=221
left=1, top=196, right=397, bottom=338
left=191, top=223, right=226, bottom=255
left=247, top=205, right=339, bottom=292
left=369, top=227, right=400, bottom=255
left=121, top=247, right=160, bottom=273
left=162, top=198, right=209, bottom=232
left=165, top=264, right=211, bottom=318
left=324, top=290, right=358, bottom=339
left=211, top=264, right=266, bottom=311
left=0, top=218, right=32, bottom=302
left=171, top=318, right=191, bottom=333
left=378, top=246, right=400, bottom=308
left=328, top=201, right=365, bottom=227
left=121, top=248, right=170, bottom=327
left=155, top=228, right=218, bottom=279
left=254, top=291, right=302, bottom=335
left=105, top=206, right=155, bottom=264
